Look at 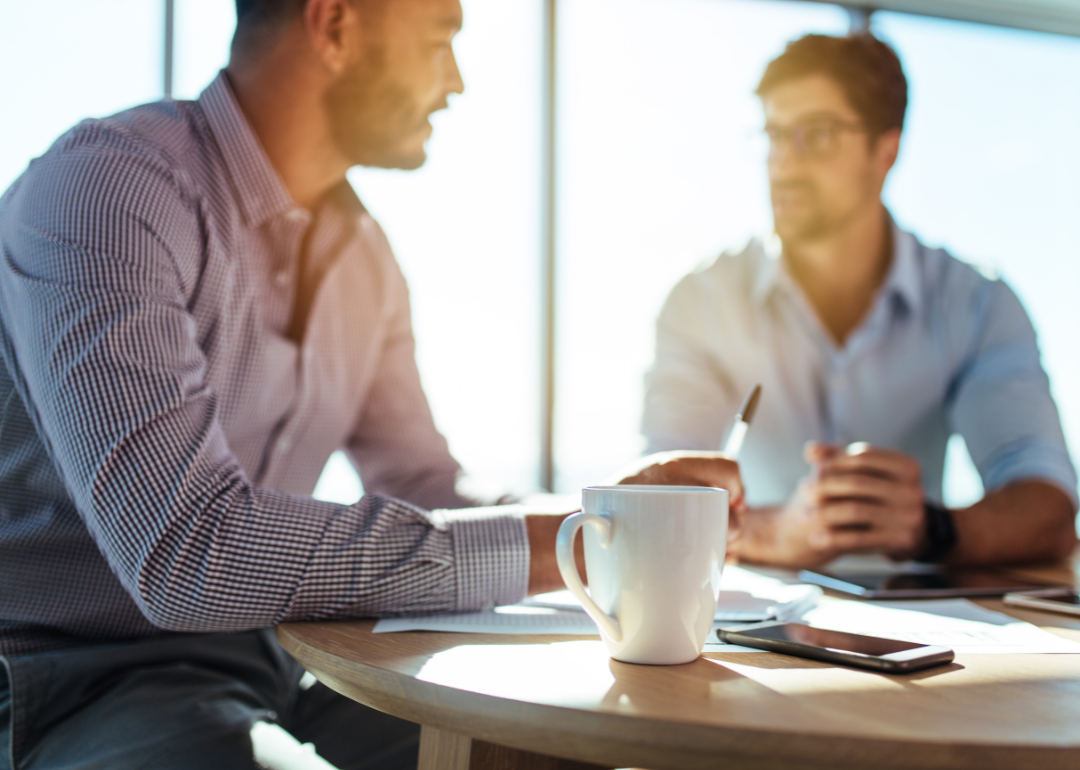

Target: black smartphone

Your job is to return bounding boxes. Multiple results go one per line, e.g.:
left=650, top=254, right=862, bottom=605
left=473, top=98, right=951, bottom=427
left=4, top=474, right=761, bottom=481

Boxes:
left=1004, top=588, right=1080, bottom=618
left=716, top=622, right=955, bottom=673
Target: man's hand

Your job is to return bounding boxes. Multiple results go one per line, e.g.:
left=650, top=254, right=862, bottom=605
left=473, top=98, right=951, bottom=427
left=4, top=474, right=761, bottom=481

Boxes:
left=525, top=451, right=745, bottom=593
left=736, top=442, right=927, bottom=568
left=525, top=513, right=585, bottom=595
left=808, top=442, right=927, bottom=561
left=613, top=450, right=746, bottom=538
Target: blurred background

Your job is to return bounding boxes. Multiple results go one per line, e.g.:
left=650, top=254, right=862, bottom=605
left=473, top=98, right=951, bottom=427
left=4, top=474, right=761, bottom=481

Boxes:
left=3, top=0, right=1078, bottom=512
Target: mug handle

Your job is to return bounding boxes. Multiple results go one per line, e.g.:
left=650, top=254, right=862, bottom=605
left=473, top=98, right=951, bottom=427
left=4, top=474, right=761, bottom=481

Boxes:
left=556, top=512, right=621, bottom=642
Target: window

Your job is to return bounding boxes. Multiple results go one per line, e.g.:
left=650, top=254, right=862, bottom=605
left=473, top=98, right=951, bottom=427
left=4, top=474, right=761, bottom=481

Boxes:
left=0, top=1, right=162, bottom=193
left=173, top=0, right=236, bottom=100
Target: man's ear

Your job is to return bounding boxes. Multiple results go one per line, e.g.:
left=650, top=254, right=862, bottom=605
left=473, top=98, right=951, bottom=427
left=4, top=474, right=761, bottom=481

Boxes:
left=873, top=127, right=902, bottom=177
left=305, top=0, right=363, bottom=75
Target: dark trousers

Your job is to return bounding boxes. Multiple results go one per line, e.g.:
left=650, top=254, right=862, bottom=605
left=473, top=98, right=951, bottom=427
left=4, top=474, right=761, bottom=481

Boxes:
left=0, top=630, right=419, bottom=770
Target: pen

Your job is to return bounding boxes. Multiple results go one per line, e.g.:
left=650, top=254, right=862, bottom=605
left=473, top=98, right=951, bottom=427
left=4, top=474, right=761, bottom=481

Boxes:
left=721, top=384, right=762, bottom=458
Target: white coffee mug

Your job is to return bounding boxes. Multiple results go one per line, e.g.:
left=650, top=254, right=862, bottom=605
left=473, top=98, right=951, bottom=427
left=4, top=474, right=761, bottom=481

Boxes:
left=556, top=485, right=728, bottom=665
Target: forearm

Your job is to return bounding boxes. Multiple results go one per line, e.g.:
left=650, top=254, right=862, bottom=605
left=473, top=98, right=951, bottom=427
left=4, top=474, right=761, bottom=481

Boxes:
left=947, top=480, right=1077, bottom=566
left=525, top=513, right=585, bottom=595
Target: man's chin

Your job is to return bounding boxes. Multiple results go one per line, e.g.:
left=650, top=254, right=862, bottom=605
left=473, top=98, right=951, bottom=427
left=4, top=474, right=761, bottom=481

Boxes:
left=382, top=151, right=427, bottom=171
left=353, top=147, right=428, bottom=171
left=773, top=215, right=829, bottom=245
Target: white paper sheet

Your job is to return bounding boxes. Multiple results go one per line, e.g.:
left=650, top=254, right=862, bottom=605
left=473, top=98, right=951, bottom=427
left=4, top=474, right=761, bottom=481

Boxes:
left=714, top=566, right=822, bottom=621
left=373, top=608, right=764, bottom=652
left=799, top=598, right=1080, bottom=654
left=702, top=642, right=763, bottom=653
left=374, top=605, right=600, bottom=635
left=521, top=566, right=821, bottom=622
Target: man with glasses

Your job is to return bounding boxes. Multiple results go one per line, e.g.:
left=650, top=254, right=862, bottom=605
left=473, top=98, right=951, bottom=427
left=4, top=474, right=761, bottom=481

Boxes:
left=643, top=34, right=1077, bottom=569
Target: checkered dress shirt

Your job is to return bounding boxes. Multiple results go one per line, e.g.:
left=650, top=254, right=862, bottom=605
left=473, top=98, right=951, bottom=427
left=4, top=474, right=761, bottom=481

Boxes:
left=0, top=73, right=529, bottom=656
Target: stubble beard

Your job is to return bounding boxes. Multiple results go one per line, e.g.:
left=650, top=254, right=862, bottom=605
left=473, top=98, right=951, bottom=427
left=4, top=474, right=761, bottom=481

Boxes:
left=772, top=200, right=832, bottom=246
left=324, top=52, right=430, bottom=171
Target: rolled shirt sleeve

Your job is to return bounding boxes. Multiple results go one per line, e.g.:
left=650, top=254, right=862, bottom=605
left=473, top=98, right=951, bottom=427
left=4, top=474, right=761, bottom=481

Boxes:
left=948, top=279, right=1078, bottom=508
left=0, top=121, right=528, bottom=636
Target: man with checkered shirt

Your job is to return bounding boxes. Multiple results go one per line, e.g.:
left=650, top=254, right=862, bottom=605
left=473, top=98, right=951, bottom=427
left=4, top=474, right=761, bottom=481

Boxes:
left=0, top=1, right=742, bottom=767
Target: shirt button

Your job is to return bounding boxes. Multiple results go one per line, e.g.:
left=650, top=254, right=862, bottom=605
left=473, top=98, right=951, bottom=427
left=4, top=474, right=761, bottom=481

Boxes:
left=274, top=270, right=290, bottom=288
left=286, top=208, right=307, bottom=223
left=277, top=437, right=292, bottom=453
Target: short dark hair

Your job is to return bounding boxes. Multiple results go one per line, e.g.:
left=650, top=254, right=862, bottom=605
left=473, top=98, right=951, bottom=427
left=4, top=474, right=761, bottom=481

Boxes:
left=756, top=34, right=908, bottom=136
left=231, top=0, right=390, bottom=60
left=234, top=0, right=304, bottom=24
left=232, top=0, right=306, bottom=57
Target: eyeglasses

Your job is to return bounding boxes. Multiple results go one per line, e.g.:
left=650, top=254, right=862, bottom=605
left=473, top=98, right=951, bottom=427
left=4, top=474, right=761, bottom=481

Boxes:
left=763, top=118, right=866, bottom=160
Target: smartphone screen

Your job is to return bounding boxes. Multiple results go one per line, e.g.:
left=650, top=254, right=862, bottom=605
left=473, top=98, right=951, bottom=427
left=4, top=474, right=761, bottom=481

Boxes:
left=736, top=623, right=927, bottom=656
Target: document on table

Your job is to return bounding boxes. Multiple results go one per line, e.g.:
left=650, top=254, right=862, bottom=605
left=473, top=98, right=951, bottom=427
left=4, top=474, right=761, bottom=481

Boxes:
left=798, top=598, right=1080, bottom=654
left=373, top=563, right=819, bottom=640
left=521, top=565, right=821, bottom=622
left=712, top=565, right=822, bottom=621
left=374, top=605, right=601, bottom=635
left=372, top=605, right=763, bottom=651
left=373, top=578, right=1080, bottom=655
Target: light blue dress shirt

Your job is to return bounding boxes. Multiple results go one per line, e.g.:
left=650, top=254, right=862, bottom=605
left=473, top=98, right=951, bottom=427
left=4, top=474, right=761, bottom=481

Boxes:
left=642, top=220, right=1077, bottom=509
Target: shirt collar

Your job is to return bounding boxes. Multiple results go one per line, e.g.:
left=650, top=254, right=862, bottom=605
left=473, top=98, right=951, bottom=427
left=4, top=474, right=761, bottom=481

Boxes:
left=885, top=220, right=922, bottom=315
left=198, top=71, right=299, bottom=228
left=751, top=215, right=922, bottom=315
left=751, top=234, right=784, bottom=302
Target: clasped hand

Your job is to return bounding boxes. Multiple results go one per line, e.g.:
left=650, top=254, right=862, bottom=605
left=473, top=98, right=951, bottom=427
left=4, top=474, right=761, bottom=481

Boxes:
left=764, top=441, right=927, bottom=567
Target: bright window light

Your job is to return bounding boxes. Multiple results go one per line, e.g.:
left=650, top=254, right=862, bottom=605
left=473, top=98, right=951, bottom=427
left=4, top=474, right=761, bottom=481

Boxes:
left=0, top=0, right=161, bottom=193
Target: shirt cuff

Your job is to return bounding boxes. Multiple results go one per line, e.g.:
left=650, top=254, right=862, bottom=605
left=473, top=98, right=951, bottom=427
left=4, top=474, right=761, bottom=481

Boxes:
left=441, top=505, right=530, bottom=611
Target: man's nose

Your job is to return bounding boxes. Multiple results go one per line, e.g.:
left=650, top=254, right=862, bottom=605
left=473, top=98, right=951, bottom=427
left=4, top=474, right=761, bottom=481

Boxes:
left=768, top=140, right=804, bottom=175
left=448, top=49, right=465, bottom=97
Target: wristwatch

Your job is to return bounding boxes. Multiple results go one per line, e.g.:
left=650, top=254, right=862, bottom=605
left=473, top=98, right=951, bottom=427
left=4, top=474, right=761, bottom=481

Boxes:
left=915, top=502, right=958, bottom=563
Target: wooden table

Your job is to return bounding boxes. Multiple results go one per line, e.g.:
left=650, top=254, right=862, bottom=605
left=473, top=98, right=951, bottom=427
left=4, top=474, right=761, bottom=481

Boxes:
left=276, top=562, right=1080, bottom=770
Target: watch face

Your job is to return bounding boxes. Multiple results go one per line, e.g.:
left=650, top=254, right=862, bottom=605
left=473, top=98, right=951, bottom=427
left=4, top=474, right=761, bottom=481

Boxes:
left=918, top=502, right=958, bottom=563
